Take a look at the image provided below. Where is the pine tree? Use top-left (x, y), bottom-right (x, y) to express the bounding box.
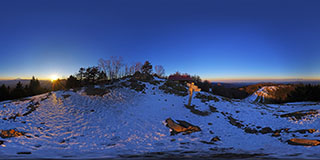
top-left (11, 81), bottom-right (25, 99)
top-left (66, 75), bottom-right (80, 89)
top-left (0, 84), bottom-right (10, 101)
top-left (28, 76), bottom-right (41, 95)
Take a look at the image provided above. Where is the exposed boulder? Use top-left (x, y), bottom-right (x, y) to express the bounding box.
top-left (211, 136), bottom-right (221, 142)
top-left (280, 110), bottom-right (318, 120)
top-left (165, 118), bottom-right (201, 134)
top-left (227, 116), bottom-right (244, 128)
top-left (272, 132), bottom-right (281, 137)
top-left (293, 129), bottom-right (317, 134)
top-left (200, 136), bottom-right (220, 145)
top-left (0, 129), bottom-right (24, 138)
top-left (260, 127), bottom-right (273, 134)
top-left (287, 138), bottom-right (320, 146)
top-left (17, 152), bottom-right (32, 154)
top-left (244, 127), bottom-right (258, 134)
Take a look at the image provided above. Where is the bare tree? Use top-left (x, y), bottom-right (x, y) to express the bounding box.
top-left (111, 56), bottom-right (123, 79)
top-left (129, 65), bottom-right (135, 75)
top-left (155, 65), bottom-right (165, 77)
top-left (134, 62), bottom-right (142, 73)
top-left (124, 64), bottom-right (129, 76)
top-left (98, 58), bottom-right (107, 76)
top-left (98, 56), bottom-right (123, 80)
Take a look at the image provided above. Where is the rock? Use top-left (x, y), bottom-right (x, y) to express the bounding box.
top-left (294, 129), bottom-right (317, 134)
top-left (280, 110), bottom-right (318, 120)
top-left (0, 129), bottom-right (24, 138)
top-left (211, 136), bottom-right (221, 142)
top-left (62, 94), bottom-right (71, 99)
top-left (17, 152), bottom-right (32, 154)
top-left (60, 139), bottom-right (66, 144)
top-left (26, 135), bottom-right (32, 138)
top-left (260, 127), bottom-right (273, 134)
top-left (227, 116), bottom-right (244, 128)
top-left (272, 132), bottom-right (281, 137)
top-left (184, 104), bottom-right (211, 116)
top-left (244, 127), bottom-right (258, 134)
top-left (287, 138), bottom-right (320, 146)
top-left (200, 136), bottom-right (220, 145)
top-left (209, 106), bottom-right (218, 112)
top-left (283, 128), bottom-right (290, 133)
top-left (34, 144), bottom-right (42, 148)
top-left (165, 118), bottom-right (201, 134)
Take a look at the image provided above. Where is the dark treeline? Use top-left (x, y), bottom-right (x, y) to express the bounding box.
top-left (286, 84), bottom-right (320, 102)
top-left (206, 82), bottom-right (320, 103)
top-left (0, 76), bottom-right (48, 101)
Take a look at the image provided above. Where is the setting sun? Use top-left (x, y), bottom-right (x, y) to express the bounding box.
top-left (50, 75), bottom-right (59, 81)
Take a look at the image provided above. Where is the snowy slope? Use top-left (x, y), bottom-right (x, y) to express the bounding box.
top-left (244, 86), bottom-right (279, 103)
top-left (1, 80), bottom-right (320, 159)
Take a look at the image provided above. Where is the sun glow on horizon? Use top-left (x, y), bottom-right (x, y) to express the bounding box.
top-left (50, 74), bottom-right (59, 82)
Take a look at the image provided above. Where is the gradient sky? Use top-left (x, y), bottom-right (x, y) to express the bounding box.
top-left (0, 0), bottom-right (319, 81)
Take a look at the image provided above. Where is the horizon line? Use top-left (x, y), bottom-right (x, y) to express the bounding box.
top-left (1, 76), bottom-right (320, 82)
top-left (206, 77), bottom-right (320, 83)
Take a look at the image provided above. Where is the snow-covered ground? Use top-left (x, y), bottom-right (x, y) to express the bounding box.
top-left (0, 81), bottom-right (320, 159)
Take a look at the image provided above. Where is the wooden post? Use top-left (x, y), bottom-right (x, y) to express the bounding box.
top-left (187, 82), bottom-right (201, 106)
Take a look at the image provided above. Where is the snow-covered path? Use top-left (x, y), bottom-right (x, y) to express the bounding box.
top-left (1, 84), bottom-right (320, 159)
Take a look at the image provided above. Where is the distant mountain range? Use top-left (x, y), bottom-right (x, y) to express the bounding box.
top-left (211, 80), bottom-right (320, 88)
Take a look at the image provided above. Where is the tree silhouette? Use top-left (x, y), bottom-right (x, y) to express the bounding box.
top-left (28, 76), bottom-right (41, 95)
top-left (141, 61), bottom-right (152, 74)
top-left (154, 65), bottom-right (165, 77)
top-left (0, 84), bottom-right (10, 100)
top-left (77, 67), bottom-right (85, 85)
top-left (11, 81), bottom-right (25, 99)
top-left (66, 75), bottom-right (80, 89)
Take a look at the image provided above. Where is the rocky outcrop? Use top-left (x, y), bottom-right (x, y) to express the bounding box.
top-left (287, 138), bottom-right (320, 146)
top-left (0, 129), bottom-right (24, 138)
top-left (165, 118), bottom-right (201, 135)
top-left (280, 110), bottom-right (319, 120)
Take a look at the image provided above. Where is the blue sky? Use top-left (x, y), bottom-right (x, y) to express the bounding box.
top-left (0, 0), bottom-right (319, 81)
